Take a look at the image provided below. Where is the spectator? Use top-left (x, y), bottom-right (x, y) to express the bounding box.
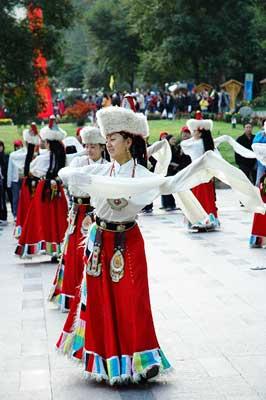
top-left (235, 123), bottom-right (257, 184)
top-left (199, 96), bottom-right (209, 113)
top-left (159, 131), bottom-right (168, 141)
top-left (102, 93), bottom-right (112, 108)
top-left (0, 141), bottom-right (10, 225)
top-left (161, 135), bottom-right (179, 211)
top-left (7, 140), bottom-right (25, 221)
top-left (219, 89), bottom-right (230, 113)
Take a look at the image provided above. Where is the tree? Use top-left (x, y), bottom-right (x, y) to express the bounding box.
top-left (129, 0), bottom-right (266, 87)
top-left (84, 0), bottom-right (141, 91)
top-left (0, 1), bottom-right (74, 124)
top-left (56, 0), bottom-right (91, 89)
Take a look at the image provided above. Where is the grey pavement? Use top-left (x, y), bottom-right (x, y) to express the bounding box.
top-left (0, 188), bottom-right (266, 400)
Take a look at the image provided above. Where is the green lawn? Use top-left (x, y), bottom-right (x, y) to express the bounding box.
top-left (0, 119), bottom-right (255, 164)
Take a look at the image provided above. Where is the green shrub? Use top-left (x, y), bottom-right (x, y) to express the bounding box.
top-left (146, 112), bottom-right (161, 120)
top-left (0, 118), bottom-right (13, 125)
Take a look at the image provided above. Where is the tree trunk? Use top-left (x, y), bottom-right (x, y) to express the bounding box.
top-left (192, 58), bottom-right (200, 83)
top-left (129, 71), bottom-right (135, 92)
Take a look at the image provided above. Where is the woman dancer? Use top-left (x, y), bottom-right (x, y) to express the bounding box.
top-left (181, 119), bottom-right (219, 231)
top-left (56, 107), bottom-right (171, 384)
top-left (15, 115), bottom-right (68, 258)
top-left (49, 127), bottom-right (108, 312)
top-left (249, 143), bottom-right (266, 248)
top-left (14, 123), bottom-right (40, 238)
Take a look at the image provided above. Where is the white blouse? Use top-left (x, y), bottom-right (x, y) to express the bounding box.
top-left (180, 137), bottom-right (205, 161)
top-left (29, 150), bottom-right (50, 178)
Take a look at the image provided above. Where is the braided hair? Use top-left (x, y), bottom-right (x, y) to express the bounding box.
top-left (200, 129), bottom-right (215, 152)
top-left (24, 143), bottom-right (35, 177)
top-left (41, 140), bottom-right (66, 201)
top-left (45, 140), bottom-right (66, 179)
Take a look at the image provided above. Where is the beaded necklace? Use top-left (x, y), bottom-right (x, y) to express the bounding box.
top-left (109, 159), bottom-right (136, 177)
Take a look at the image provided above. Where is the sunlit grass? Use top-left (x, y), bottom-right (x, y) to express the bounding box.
top-left (0, 119), bottom-right (257, 164)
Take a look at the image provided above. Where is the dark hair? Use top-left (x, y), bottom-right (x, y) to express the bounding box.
top-left (118, 132), bottom-right (147, 167)
top-left (46, 140), bottom-right (66, 179)
top-left (65, 145), bottom-right (77, 155)
top-left (24, 143), bottom-right (35, 176)
top-left (165, 134), bottom-right (173, 142)
top-left (100, 144), bottom-right (110, 162)
top-left (0, 140), bottom-right (5, 152)
top-left (200, 129), bottom-right (215, 152)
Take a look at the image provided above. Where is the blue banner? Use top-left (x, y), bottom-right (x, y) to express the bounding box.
top-left (244, 73), bottom-right (254, 101)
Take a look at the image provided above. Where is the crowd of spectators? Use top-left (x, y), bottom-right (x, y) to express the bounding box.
top-left (57, 88), bottom-right (231, 123)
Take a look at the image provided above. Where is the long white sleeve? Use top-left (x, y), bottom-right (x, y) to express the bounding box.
top-left (214, 135), bottom-right (256, 158)
top-left (147, 139), bottom-right (171, 176)
top-left (252, 143), bottom-right (266, 166)
top-left (163, 151), bottom-right (265, 214)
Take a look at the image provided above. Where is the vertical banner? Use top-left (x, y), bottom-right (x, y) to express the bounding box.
top-left (244, 73), bottom-right (254, 102)
top-left (109, 75), bottom-right (115, 91)
top-left (28, 5), bottom-right (53, 119)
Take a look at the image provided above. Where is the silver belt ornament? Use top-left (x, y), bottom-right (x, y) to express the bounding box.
top-left (86, 228), bottom-right (126, 283)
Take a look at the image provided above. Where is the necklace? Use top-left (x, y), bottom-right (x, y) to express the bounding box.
top-left (109, 159), bottom-right (136, 177)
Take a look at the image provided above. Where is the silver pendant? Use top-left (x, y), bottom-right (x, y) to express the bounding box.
top-left (80, 215), bottom-right (93, 236)
top-left (110, 250), bottom-right (124, 282)
top-left (107, 198), bottom-right (128, 211)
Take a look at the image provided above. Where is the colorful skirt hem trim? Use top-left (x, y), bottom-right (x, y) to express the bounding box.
top-left (56, 332), bottom-right (171, 385)
top-left (15, 240), bottom-right (62, 258)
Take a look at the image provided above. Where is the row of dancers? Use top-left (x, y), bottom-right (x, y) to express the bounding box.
top-left (12, 106), bottom-right (266, 384)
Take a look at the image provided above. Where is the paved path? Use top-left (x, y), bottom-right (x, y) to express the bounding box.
top-left (0, 189), bottom-right (265, 400)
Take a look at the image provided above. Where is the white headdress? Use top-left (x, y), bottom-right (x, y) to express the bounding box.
top-left (96, 106), bottom-right (149, 138)
top-left (80, 126), bottom-right (106, 144)
top-left (23, 122), bottom-right (40, 145)
top-left (40, 115), bottom-right (66, 141)
top-left (63, 136), bottom-right (84, 152)
top-left (186, 119), bottom-right (213, 134)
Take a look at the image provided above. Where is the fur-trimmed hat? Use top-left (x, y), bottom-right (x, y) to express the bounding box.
top-left (63, 136), bottom-right (84, 152)
top-left (96, 106), bottom-right (149, 138)
top-left (40, 115), bottom-right (66, 142)
top-left (80, 126), bottom-right (106, 145)
top-left (186, 119), bottom-right (213, 134)
top-left (23, 122), bottom-right (40, 145)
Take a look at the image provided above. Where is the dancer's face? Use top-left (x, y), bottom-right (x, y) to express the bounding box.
top-left (86, 143), bottom-right (102, 161)
top-left (181, 131), bottom-right (191, 140)
top-left (169, 136), bottom-right (177, 146)
top-left (106, 133), bottom-right (132, 161)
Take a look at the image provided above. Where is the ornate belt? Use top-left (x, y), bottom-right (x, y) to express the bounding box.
top-left (95, 216), bottom-right (135, 232)
top-left (87, 217), bottom-right (136, 282)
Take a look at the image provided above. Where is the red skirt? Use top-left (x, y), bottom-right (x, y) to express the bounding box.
top-left (15, 180), bottom-right (68, 257)
top-left (191, 180), bottom-right (218, 217)
top-left (250, 192), bottom-right (266, 247)
top-left (56, 223), bottom-right (170, 384)
top-left (50, 204), bottom-right (90, 311)
top-left (14, 177), bottom-right (39, 239)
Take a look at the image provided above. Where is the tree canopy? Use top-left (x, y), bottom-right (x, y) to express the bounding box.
top-left (2, 0), bottom-right (266, 117)
top-left (0, 1), bottom-right (73, 124)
